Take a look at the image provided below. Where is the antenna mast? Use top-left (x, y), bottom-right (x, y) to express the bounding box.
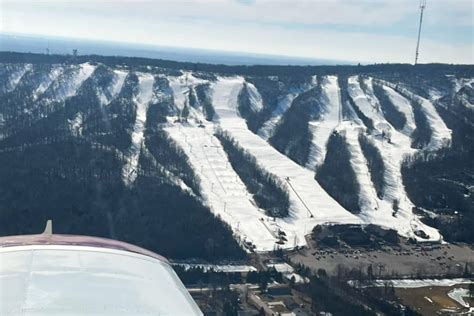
top-left (415, 0), bottom-right (427, 65)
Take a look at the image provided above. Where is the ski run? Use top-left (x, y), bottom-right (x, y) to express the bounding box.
top-left (306, 75), bottom-right (342, 170)
top-left (257, 77), bottom-right (316, 140)
top-left (374, 78), bottom-right (452, 151)
top-left (97, 69), bottom-right (128, 106)
top-left (48, 63), bottom-right (96, 104)
top-left (5, 63), bottom-right (33, 93)
top-left (33, 65), bottom-right (65, 101)
top-left (346, 76), bottom-right (440, 240)
top-left (122, 73), bottom-right (155, 186)
top-left (2, 62), bottom-right (457, 252)
top-left (257, 89), bottom-right (304, 140)
top-left (166, 73), bottom-right (449, 251)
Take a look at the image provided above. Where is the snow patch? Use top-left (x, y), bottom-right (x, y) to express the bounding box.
top-left (449, 76), bottom-right (474, 94)
top-left (173, 263), bottom-right (257, 273)
top-left (267, 263), bottom-right (309, 283)
top-left (448, 288), bottom-right (471, 308)
top-left (68, 112), bottom-right (83, 136)
top-left (354, 278), bottom-right (473, 288)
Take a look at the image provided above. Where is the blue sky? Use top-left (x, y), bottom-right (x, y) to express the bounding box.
top-left (0, 0), bottom-right (472, 64)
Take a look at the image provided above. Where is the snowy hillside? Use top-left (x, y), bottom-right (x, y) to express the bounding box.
top-left (0, 55), bottom-right (472, 255)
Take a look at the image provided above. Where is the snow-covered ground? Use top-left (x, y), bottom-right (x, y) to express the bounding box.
top-left (346, 76), bottom-right (441, 240)
top-left (165, 124), bottom-right (281, 251)
top-left (165, 73), bottom-right (448, 250)
top-left (122, 73), bottom-right (154, 186)
top-left (243, 82), bottom-right (264, 112)
top-left (97, 69), bottom-right (128, 106)
top-left (0, 61), bottom-right (462, 252)
top-left (306, 75), bottom-right (342, 170)
top-left (5, 63), bottom-right (32, 93)
top-left (448, 288), bottom-right (471, 308)
top-left (168, 72), bottom-right (208, 111)
top-left (257, 89), bottom-right (305, 140)
top-left (173, 263), bottom-right (257, 273)
top-left (266, 262), bottom-right (309, 283)
top-left (379, 84), bottom-right (416, 135)
top-left (375, 78), bottom-right (452, 151)
top-left (33, 65), bottom-right (64, 101)
top-left (58, 63), bottom-right (96, 102)
top-left (166, 75), bottom-right (359, 251)
top-left (351, 278), bottom-right (473, 288)
top-left (68, 112), bottom-right (83, 137)
top-left (41, 63), bottom-right (96, 105)
top-left (348, 76), bottom-right (387, 131)
top-left (418, 97), bottom-right (452, 150)
top-left (449, 76), bottom-right (474, 94)
top-left (340, 123), bottom-right (380, 213)
top-left (209, 76), bottom-right (360, 249)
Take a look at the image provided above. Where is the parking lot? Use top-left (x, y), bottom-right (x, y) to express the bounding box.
top-left (290, 241), bottom-right (474, 277)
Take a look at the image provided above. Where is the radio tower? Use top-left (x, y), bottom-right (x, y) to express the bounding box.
top-left (415, 0), bottom-right (427, 65)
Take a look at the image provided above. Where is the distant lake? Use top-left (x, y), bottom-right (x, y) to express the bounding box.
top-left (0, 33), bottom-right (350, 66)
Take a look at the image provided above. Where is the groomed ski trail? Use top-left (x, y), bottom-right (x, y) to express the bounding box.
top-left (122, 73), bottom-right (154, 186)
top-left (211, 76), bottom-right (360, 248)
top-left (306, 76), bottom-right (342, 170)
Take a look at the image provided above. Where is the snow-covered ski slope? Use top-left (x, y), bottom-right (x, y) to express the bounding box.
top-left (257, 80), bottom-right (315, 140)
top-left (346, 76), bottom-right (441, 239)
top-left (373, 78), bottom-right (452, 151)
top-left (122, 73), bottom-right (155, 185)
top-left (243, 82), bottom-right (264, 112)
top-left (5, 63), bottom-right (33, 93)
top-left (97, 70), bottom-right (128, 106)
top-left (1, 61), bottom-right (464, 252)
top-left (33, 65), bottom-right (64, 101)
top-left (164, 72), bottom-right (454, 250)
top-left (306, 76), bottom-right (342, 169)
top-left (380, 84), bottom-right (416, 135)
top-left (44, 63), bottom-right (96, 104)
top-left (165, 124), bottom-right (281, 251)
top-left (209, 76), bottom-right (360, 249)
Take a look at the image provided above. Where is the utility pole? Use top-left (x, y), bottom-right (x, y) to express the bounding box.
top-left (415, 0), bottom-right (427, 65)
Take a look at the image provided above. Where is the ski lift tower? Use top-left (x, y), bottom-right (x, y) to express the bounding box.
top-left (414, 0), bottom-right (427, 65)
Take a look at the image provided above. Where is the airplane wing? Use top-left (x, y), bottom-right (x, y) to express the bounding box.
top-left (0, 232), bottom-right (202, 315)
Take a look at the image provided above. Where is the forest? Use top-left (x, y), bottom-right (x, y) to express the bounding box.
top-left (316, 131), bottom-right (361, 214)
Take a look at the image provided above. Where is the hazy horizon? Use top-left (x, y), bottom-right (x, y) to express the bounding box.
top-left (1, 0), bottom-right (472, 65)
top-left (0, 32), bottom-right (355, 66)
